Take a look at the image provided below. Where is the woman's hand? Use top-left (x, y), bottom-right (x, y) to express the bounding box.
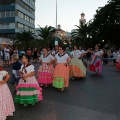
top-left (0, 81), bottom-right (5, 85)
top-left (22, 76), bottom-right (27, 81)
top-left (64, 63), bottom-right (68, 66)
top-left (47, 63), bottom-right (50, 65)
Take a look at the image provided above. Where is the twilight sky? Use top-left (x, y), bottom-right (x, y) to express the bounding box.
top-left (35, 0), bottom-right (108, 32)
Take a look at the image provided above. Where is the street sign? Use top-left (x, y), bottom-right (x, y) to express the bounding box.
top-left (55, 40), bottom-right (58, 45)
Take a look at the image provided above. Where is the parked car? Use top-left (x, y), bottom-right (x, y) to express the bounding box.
top-left (18, 51), bottom-right (26, 59)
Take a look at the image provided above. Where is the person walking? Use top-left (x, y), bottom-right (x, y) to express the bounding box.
top-left (69, 46), bottom-right (86, 79)
top-left (89, 45), bottom-right (104, 76)
top-left (4, 45), bottom-right (10, 66)
top-left (38, 48), bottom-right (55, 87)
top-left (53, 46), bottom-right (71, 91)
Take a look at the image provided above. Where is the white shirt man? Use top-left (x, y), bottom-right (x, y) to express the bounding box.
top-left (4, 47), bottom-right (10, 60)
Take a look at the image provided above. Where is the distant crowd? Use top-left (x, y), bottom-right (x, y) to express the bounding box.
top-left (0, 45), bottom-right (120, 67)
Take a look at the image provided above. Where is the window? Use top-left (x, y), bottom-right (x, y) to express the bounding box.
top-left (1, 12), bottom-right (5, 18)
top-left (30, 8), bottom-right (34, 15)
top-left (28, 0), bottom-right (35, 5)
top-left (11, 11), bottom-right (15, 17)
top-left (0, 11), bottom-right (15, 18)
top-left (29, 18), bottom-right (34, 24)
top-left (9, 23), bottom-right (15, 29)
top-left (18, 23), bottom-right (24, 30)
top-left (25, 4), bottom-right (29, 11)
top-left (31, 0), bottom-right (35, 5)
top-left (6, 11), bottom-right (10, 17)
top-left (24, 15), bottom-right (27, 21)
top-left (24, 25), bottom-right (29, 31)
top-left (0, 23), bottom-right (2, 29)
top-left (30, 28), bottom-right (34, 32)
top-left (0, 23), bottom-right (15, 29)
top-left (26, 16), bottom-right (29, 22)
top-left (6, 23), bottom-right (9, 29)
top-left (18, 11), bottom-right (23, 19)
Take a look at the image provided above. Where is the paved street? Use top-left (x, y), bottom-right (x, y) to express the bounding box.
top-left (3, 63), bottom-right (120, 120)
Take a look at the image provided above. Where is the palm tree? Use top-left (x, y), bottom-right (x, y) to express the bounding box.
top-left (37, 25), bottom-right (56, 48)
top-left (71, 23), bottom-right (88, 48)
top-left (15, 31), bottom-right (36, 50)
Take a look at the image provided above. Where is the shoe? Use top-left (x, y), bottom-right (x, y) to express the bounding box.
top-left (23, 104), bottom-right (28, 106)
top-left (14, 90), bottom-right (17, 93)
top-left (45, 85), bottom-right (48, 87)
top-left (97, 73), bottom-right (101, 76)
top-left (61, 88), bottom-right (65, 91)
top-left (93, 73), bottom-right (98, 76)
top-left (72, 77), bottom-right (75, 80)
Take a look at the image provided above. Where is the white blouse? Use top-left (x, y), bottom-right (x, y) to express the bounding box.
top-left (70, 50), bottom-right (82, 58)
top-left (55, 53), bottom-right (69, 63)
top-left (20, 64), bottom-right (35, 74)
top-left (117, 51), bottom-right (120, 57)
top-left (40, 54), bottom-right (55, 63)
top-left (0, 70), bottom-right (8, 81)
top-left (94, 50), bottom-right (103, 56)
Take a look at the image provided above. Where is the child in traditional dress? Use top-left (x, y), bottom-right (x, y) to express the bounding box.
top-left (38, 48), bottom-right (55, 87)
top-left (11, 54), bottom-right (22, 93)
top-left (53, 46), bottom-right (71, 91)
top-left (0, 66), bottom-right (15, 120)
top-left (15, 55), bottom-right (42, 106)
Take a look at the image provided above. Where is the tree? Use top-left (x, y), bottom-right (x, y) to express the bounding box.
top-left (37, 26), bottom-right (56, 48)
top-left (71, 23), bottom-right (90, 48)
top-left (88, 0), bottom-right (120, 48)
top-left (15, 31), bottom-right (36, 50)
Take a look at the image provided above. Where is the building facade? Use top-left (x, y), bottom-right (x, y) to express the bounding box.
top-left (0, 0), bottom-right (35, 39)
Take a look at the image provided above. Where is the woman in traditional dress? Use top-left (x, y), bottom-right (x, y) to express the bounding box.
top-left (0, 66), bottom-right (15, 120)
top-left (89, 45), bottom-right (104, 76)
top-left (116, 48), bottom-right (120, 70)
top-left (53, 46), bottom-right (71, 91)
top-left (15, 55), bottom-right (42, 106)
top-left (38, 48), bottom-right (55, 87)
top-left (69, 46), bottom-right (86, 79)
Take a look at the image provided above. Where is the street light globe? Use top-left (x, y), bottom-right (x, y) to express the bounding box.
top-left (102, 40), bottom-right (104, 42)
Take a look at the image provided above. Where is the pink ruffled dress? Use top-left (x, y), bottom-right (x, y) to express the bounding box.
top-left (0, 70), bottom-right (15, 120)
top-left (15, 64), bottom-right (42, 105)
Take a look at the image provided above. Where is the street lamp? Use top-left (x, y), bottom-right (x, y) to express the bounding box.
top-left (56, 0), bottom-right (57, 29)
top-left (55, 0), bottom-right (58, 46)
